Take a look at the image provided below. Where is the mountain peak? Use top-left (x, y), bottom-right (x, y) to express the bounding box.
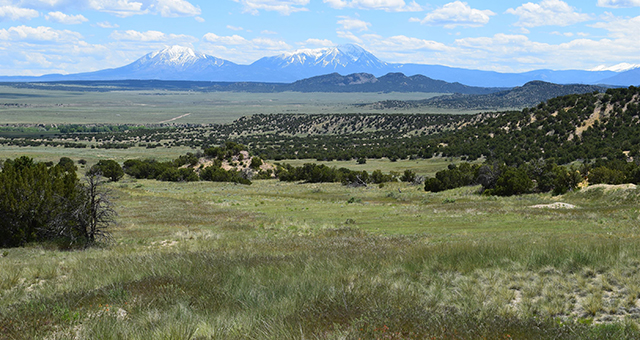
top-left (145, 45), bottom-right (208, 66)
top-left (258, 44), bottom-right (387, 71)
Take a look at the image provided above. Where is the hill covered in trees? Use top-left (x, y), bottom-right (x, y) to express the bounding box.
top-left (2, 86), bottom-right (639, 168)
top-left (364, 81), bottom-right (608, 110)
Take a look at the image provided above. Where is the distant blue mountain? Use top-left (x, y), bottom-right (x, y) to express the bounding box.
top-left (596, 68), bottom-right (640, 86)
top-left (0, 44), bottom-right (635, 87)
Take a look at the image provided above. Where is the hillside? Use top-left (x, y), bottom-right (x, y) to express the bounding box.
top-left (364, 81), bottom-right (608, 110)
top-left (2, 86), bottom-right (639, 166)
top-left (222, 86), bottom-right (640, 163)
top-left (286, 72), bottom-right (500, 94)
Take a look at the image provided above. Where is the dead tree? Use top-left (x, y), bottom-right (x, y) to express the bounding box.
top-left (81, 173), bottom-right (117, 244)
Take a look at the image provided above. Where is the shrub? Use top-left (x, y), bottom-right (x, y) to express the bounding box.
top-left (89, 160), bottom-right (124, 182)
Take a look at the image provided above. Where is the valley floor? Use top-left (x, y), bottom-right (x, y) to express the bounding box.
top-left (2, 179), bottom-right (640, 339)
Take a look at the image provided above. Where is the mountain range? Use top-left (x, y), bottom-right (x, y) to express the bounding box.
top-left (6, 72), bottom-right (504, 95)
top-left (0, 44), bottom-right (637, 88)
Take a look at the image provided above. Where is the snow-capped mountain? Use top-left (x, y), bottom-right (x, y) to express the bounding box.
top-left (24, 45), bottom-right (242, 82)
top-left (96, 45), bottom-right (239, 81)
top-left (590, 63), bottom-right (640, 72)
top-left (248, 44), bottom-right (389, 81)
top-left (135, 45), bottom-right (226, 70)
top-left (255, 44), bottom-right (387, 69)
top-left (0, 44), bottom-right (636, 87)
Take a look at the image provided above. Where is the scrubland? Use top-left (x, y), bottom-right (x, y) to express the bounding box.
top-left (3, 178), bottom-right (640, 339)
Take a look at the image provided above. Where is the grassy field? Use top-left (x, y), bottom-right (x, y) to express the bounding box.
top-left (2, 174), bottom-right (640, 339)
top-left (0, 87), bottom-right (487, 125)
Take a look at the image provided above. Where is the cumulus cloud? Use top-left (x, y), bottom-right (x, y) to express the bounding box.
top-left (45, 11), bottom-right (88, 24)
top-left (83, 0), bottom-right (146, 17)
top-left (323, 0), bottom-right (422, 12)
top-left (597, 0), bottom-right (640, 8)
top-left (298, 38), bottom-right (335, 47)
top-left (336, 30), bottom-right (362, 43)
top-left (506, 0), bottom-right (592, 28)
top-left (0, 6), bottom-right (39, 21)
top-left (0, 25), bottom-right (82, 42)
top-left (110, 29), bottom-right (197, 43)
top-left (95, 21), bottom-right (119, 28)
top-left (420, 1), bottom-right (495, 28)
top-left (0, 0), bottom-right (201, 18)
top-left (366, 34), bottom-right (451, 52)
top-left (337, 16), bottom-right (370, 31)
top-left (203, 33), bottom-right (249, 45)
top-left (234, 0), bottom-right (309, 15)
top-left (591, 14), bottom-right (640, 38)
top-left (154, 0), bottom-right (200, 17)
top-left (200, 32), bottom-right (291, 63)
top-left (203, 32), bottom-right (290, 50)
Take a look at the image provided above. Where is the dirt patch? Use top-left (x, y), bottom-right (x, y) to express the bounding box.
top-left (530, 202), bottom-right (577, 209)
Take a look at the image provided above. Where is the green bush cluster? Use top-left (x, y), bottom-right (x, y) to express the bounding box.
top-left (425, 160), bottom-right (583, 196)
top-left (124, 144), bottom-right (253, 185)
top-left (276, 163), bottom-right (396, 185)
top-left (0, 157), bottom-right (104, 247)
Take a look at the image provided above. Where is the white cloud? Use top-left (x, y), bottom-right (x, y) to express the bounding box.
top-left (0, 6), bottom-right (39, 21)
top-left (506, 0), bottom-right (592, 28)
top-left (2, 0), bottom-right (201, 18)
top-left (336, 30), bottom-right (362, 43)
top-left (366, 34), bottom-right (451, 52)
top-left (420, 1), bottom-right (495, 28)
top-left (110, 29), bottom-right (196, 43)
top-left (203, 33), bottom-right (290, 50)
top-left (203, 33), bottom-right (249, 45)
top-left (597, 0), bottom-right (640, 8)
top-left (337, 16), bottom-right (370, 31)
top-left (87, 0), bottom-right (147, 17)
top-left (323, 0), bottom-right (422, 12)
top-left (154, 0), bottom-right (200, 17)
top-left (227, 25), bottom-right (244, 31)
top-left (234, 0), bottom-right (309, 15)
top-left (261, 30), bottom-right (277, 34)
top-left (591, 14), bottom-right (640, 38)
top-left (550, 31), bottom-right (574, 37)
top-left (200, 32), bottom-right (291, 63)
top-left (95, 21), bottom-right (119, 28)
top-left (45, 11), bottom-right (88, 24)
top-left (299, 38), bottom-right (335, 47)
top-left (0, 25), bottom-right (82, 42)
top-left (252, 37), bottom-right (290, 49)
top-left (444, 30), bottom-right (640, 72)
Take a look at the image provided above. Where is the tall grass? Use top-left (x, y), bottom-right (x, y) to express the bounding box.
top-left (3, 180), bottom-right (640, 339)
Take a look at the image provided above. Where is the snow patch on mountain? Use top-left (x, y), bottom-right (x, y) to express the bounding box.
top-left (590, 63), bottom-right (640, 72)
top-left (137, 45), bottom-right (226, 69)
top-left (259, 44), bottom-right (388, 70)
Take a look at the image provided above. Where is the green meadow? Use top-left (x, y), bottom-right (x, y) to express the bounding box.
top-left (3, 172), bottom-right (640, 339)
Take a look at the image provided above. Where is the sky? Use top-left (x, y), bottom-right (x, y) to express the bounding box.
top-left (0, 0), bottom-right (639, 76)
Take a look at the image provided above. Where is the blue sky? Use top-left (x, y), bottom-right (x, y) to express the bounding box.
top-left (0, 0), bottom-right (639, 76)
